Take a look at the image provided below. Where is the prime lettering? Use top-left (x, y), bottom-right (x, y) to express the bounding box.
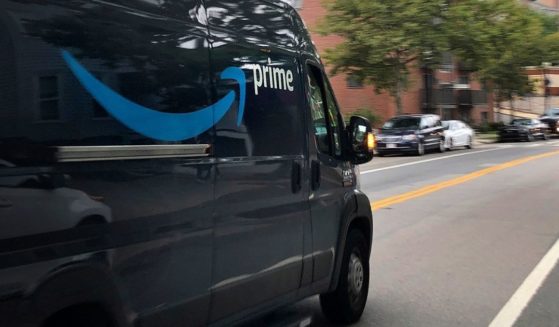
top-left (252, 64), bottom-right (294, 95)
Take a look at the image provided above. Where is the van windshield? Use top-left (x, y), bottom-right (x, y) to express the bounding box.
top-left (383, 117), bottom-right (420, 129)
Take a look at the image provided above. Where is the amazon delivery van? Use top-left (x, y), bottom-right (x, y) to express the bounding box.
top-left (0, 1), bottom-right (374, 326)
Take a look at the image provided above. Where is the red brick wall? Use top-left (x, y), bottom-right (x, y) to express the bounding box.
top-left (527, 0), bottom-right (559, 9)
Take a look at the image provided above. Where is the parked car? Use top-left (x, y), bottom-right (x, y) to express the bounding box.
top-left (376, 114), bottom-right (445, 156)
top-left (498, 119), bottom-right (549, 142)
top-left (540, 108), bottom-right (559, 135)
top-left (442, 120), bottom-right (474, 150)
top-left (0, 1), bottom-right (375, 327)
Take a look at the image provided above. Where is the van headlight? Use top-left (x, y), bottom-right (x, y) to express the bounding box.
top-left (402, 134), bottom-right (417, 141)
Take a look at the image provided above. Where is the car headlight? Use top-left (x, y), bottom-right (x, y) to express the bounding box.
top-left (402, 134), bottom-right (417, 141)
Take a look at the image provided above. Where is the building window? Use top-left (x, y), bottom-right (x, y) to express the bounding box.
top-left (458, 74), bottom-right (470, 85)
top-left (346, 75), bottom-right (363, 89)
top-left (440, 52), bottom-right (454, 72)
top-left (91, 72), bottom-right (112, 119)
top-left (38, 76), bottom-right (60, 121)
top-left (481, 111), bottom-right (489, 124)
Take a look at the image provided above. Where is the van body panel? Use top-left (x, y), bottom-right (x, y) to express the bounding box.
top-left (205, 2), bottom-right (310, 319)
top-left (1, 1), bottom-right (215, 326)
top-left (0, 1), bottom-right (373, 326)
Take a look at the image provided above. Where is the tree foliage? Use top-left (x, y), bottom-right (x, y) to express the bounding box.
top-left (318, 0), bottom-right (559, 112)
top-left (317, 0), bottom-right (449, 114)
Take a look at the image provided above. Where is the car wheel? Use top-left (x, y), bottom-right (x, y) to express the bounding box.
top-left (320, 229), bottom-right (369, 325)
top-left (447, 138), bottom-right (454, 151)
top-left (543, 132), bottom-right (549, 140)
top-left (466, 136), bottom-right (473, 149)
top-left (416, 142), bottom-right (424, 156)
top-left (44, 305), bottom-right (112, 327)
top-left (526, 133), bottom-right (535, 142)
top-left (438, 139), bottom-right (445, 153)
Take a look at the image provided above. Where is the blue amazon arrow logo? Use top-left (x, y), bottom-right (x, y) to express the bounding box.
top-left (61, 50), bottom-right (246, 142)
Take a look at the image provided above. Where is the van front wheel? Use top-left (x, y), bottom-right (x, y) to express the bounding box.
top-left (320, 229), bottom-right (369, 324)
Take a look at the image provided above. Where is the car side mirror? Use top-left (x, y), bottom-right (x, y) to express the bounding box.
top-left (347, 115), bottom-right (374, 165)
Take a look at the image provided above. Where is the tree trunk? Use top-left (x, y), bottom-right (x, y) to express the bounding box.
top-left (395, 90), bottom-right (403, 115)
top-left (395, 76), bottom-right (404, 115)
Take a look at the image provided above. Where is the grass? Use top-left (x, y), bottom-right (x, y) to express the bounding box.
top-left (475, 131), bottom-right (499, 143)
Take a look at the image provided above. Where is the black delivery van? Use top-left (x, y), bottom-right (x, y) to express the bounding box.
top-left (0, 1), bottom-right (374, 326)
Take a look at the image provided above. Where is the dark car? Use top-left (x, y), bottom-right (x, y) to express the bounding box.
top-left (0, 1), bottom-right (375, 327)
top-left (376, 114), bottom-right (446, 156)
top-left (498, 119), bottom-right (549, 142)
top-left (540, 108), bottom-right (559, 135)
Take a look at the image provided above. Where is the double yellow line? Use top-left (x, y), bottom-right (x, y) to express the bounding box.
top-left (372, 150), bottom-right (559, 211)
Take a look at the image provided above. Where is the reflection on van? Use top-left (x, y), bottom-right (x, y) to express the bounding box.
top-left (1, 1), bottom-right (374, 327)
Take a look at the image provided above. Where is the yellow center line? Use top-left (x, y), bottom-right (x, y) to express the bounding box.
top-left (371, 150), bottom-right (559, 211)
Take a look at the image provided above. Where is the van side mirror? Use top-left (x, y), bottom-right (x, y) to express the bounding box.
top-left (347, 115), bottom-right (374, 165)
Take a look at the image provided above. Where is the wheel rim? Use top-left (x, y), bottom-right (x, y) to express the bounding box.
top-left (347, 252), bottom-right (364, 303)
top-left (440, 140), bottom-right (445, 151)
top-left (418, 143), bottom-right (424, 155)
top-left (449, 138), bottom-right (454, 149)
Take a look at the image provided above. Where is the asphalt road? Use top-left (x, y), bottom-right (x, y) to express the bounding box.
top-left (248, 138), bottom-right (559, 327)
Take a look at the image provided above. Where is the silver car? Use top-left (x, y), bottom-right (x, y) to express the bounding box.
top-left (442, 120), bottom-right (474, 150)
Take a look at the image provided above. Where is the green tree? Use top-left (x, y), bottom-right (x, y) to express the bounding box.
top-left (318, 0), bottom-right (559, 112)
top-left (445, 0), bottom-right (541, 105)
top-left (317, 0), bottom-right (449, 115)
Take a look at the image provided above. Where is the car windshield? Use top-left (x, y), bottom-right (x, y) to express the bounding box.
top-left (511, 119), bottom-right (531, 126)
top-left (383, 117), bottom-right (420, 129)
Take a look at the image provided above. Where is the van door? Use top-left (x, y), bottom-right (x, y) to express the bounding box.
top-left (205, 0), bottom-right (308, 321)
top-left (304, 63), bottom-right (353, 285)
top-left (0, 1), bottom-right (214, 326)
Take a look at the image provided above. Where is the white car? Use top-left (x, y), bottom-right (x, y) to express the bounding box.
top-left (442, 120), bottom-right (474, 150)
top-left (0, 160), bottom-right (112, 239)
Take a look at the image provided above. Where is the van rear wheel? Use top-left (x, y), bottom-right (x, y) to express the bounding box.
top-left (320, 229), bottom-right (369, 324)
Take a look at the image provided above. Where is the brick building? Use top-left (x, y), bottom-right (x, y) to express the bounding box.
top-left (523, 0), bottom-right (559, 12)
top-left (295, 0), bottom-right (493, 126)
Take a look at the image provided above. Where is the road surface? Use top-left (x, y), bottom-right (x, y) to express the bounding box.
top-left (247, 139), bottom-right (559, 327)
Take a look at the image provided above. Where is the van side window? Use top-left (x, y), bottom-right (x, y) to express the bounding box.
top-left (308, 69), bottom-right (329, 154)
top-left (307, 66), bottom-right (342, 157)
top-left (324, 84), bottom-right (343, 157)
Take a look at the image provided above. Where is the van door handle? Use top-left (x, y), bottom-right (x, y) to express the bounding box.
top-left (0, 198), bottom-right (12, 208)
top-left (291, 161), bottom-right (302, 194)
top-left (311, 160), bottom-right (321, 191)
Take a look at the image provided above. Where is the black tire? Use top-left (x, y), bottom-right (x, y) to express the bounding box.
top-left (466, 136), bottom-right (473, 149)
top-left (320, 229), bottom-right (369, 325)
top-left (416, 142), bottom-right (425, 156)
top-left (438, 139), bottom-right (446, 153)
top-left (447, 138), bottom-right (454, 151)
top-left (44, 305), bottom-right (112, 327)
